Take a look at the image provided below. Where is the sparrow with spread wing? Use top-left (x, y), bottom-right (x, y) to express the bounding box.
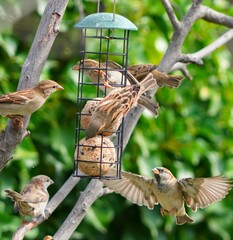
top-left (86, 73), bottom-right (158, 139)
top-left (72, 59), bottom-right (159, 117)
top-left (0, 80), bottom-right (63, 118)
top-left (5, 175), bottom-right (54, 220)
top-left (102, 167), bottom-right (232, 225)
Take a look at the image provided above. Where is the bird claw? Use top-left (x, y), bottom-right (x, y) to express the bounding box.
top-left (8, 115), bottom-right (24, 130)
top-left (160, 208), bottom-right (178, 216)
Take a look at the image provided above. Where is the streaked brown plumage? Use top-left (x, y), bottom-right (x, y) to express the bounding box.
top-left (86, 73), bottom-right (158, 139)
top-left (127, 63), bottom-right (184, 88)
top-left (0, 80), bottom-right (63, 118)
top-left (72, 59), bottom-right (159, 117)
top-left (5, 175), bottom-right (54, 219)
top-left (102, 167), bottom-right (232, 225)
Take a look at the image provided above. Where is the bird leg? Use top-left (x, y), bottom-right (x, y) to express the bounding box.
top-left (7, 115), bottom-right (24, 130)
top-left (160, 207), bottom-right (178, 216)
top-left (168, 208), bottom-right (178, 216)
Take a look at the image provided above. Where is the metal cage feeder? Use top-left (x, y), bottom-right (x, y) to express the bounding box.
top-left (73, 12), bottom-right (137, 179)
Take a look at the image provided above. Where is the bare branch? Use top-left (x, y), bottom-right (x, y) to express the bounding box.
top-left (171, 29), bottom-right (233, 72)
top-left (200, 5), bottom-right (233, 28)
top-left (52, 180), bottom-right (104, 240)
top-left (179, 54), bottom-right (203, 65)
top-left (161, 0), bottom-right (181, 30)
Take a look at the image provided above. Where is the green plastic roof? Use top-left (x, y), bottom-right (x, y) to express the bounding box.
top-left (74, 13), bottom-right (138, 30)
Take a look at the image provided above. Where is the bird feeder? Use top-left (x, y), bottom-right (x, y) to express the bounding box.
top-left (73, 11), bottom-right (137, 179)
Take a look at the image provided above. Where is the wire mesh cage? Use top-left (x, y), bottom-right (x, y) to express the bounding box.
top-left (73, 12), bottom-right (137, 179)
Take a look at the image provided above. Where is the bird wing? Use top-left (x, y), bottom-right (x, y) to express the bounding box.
top-left (105, 60), bottom-right (140, 85)
top-left (21, 184), bottom-right (48, 203)
top-left (128, 64), bottom-right (156, 82)
top-left (0, 90), bottom-right (34, 105)
top-left (178, 176), bottom-right (232, 212)
top-left (102, 169), bottom-right (158, 209)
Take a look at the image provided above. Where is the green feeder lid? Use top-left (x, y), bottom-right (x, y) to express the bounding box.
top-left (74, 13), bottom-right (137, 30)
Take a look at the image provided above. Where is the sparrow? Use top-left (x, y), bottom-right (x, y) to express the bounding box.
top-left (5, 175), bottom-right (54, 219)
top-left (72, 59), bottom-right (184, 89)
top-left (102, 167), bottom-right (232, 225)
top-left (86, 73), bottom-right (158, 139)
top-left (0, 80), bottom-right (63, 118)
top-left (127, 64), bottom-right (184, 88)
top-left (72, 59), bottom-right (159, 118)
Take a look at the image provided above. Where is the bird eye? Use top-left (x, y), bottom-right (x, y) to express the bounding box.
top-left (52, 86), bottom-right (56, 89)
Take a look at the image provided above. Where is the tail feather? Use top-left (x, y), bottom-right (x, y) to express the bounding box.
top-left (176, 214), bottom-right (194, 225)
top-left (5, 189), bottom-right (24, 202)
top-left (138, 73), bottom-right (157, 96)
top-left (138, 96), bottom-right (159, 117)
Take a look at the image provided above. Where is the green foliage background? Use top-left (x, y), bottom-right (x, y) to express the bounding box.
top-left (0, 0), bottom-right (233, 239)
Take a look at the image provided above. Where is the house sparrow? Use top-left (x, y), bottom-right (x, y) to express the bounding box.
top-left (72, 59), bottom-right (159, 117)
top-left (102, 167), bottom-right (232, 225)
top-left (0, 80), bottom-right (63, 118)
top-left (86, 73), bottom-right (158, 139)
top-left (127, 63), bottom-right (184, 88)
top-left (5, 175), bottom-right (54, 219)
top-left (72, 59), bottom-right (184, 89)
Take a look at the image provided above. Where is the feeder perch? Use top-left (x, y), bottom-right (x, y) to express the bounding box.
top-left (73, 12), bottom-right (137, 179)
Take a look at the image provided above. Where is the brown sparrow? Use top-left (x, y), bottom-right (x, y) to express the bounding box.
top-left (72, 59), bottom-right (159, 117)
top-left (102, 167), bottom-right (232, 225)
top-left (72, 59), bottom-right (183, 89)
top-left (86, 73), bottom-right (158, 139)
top-left (128, 63), bottom-right (184, 88)
top-left (5, 175), bottom-right (54, 219)
top-left (0, 80), bottom-right (63, 118)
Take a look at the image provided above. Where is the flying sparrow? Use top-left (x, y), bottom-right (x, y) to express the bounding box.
top-left (72, 59), bottom-right (159, 117)
top-left (102, 167), bottom-right (232, 225)
top-left (0, 80), bottom-right (63, 118)
top-left (5, 175), bottom-right (54, 219)
top-left (86, 73), bottom-right (158, 139)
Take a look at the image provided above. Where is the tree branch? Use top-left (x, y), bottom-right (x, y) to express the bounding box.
top-left (52, 180), bottom-right (106, 240)
top-left (160, 0), bottom-right (180, 30)
top-left (171, 29), bottom-right (233, 73)
top-left (0, 0), bottom-right (69, 172)
top-left (200, 5), bottom-right (233, 28)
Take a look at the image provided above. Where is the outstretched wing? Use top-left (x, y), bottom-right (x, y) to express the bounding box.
top-left (178, 176), bottom-right (232, 212)
top-left (102, 169), bottom-right (158, 209)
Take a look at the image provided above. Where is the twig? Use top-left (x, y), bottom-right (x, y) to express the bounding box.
top-left (160, 0), bottom-right (180, 30)
top-left (200, 5), bottom-right (233, 28)
top-left (171, 29), bottom-right (233, 72)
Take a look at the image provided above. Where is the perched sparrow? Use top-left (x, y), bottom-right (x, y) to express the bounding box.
top-left (0, 80), bottom-right (63, 118)
top-left (5, 175), bottom-right (54, 219)
top-left (128, 63), bottom-right (184, 88)
top-left (72, 59), bottom-right (159, 117)
top-left (72, 59), bottom-right (184, 89)
top-left (102, 167), bottom-right (232, 225)
top-left (86, 73), bottom-right (158, 139)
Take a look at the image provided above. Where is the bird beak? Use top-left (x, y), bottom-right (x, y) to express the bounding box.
top-left (56, 85), bottom-right (64, 91)
top-left (72, 64), bottom-right (80, 71)
top-left (50, 180), bottom-right (54, 185)
top-left (152, 168), bottom-right (160, 175)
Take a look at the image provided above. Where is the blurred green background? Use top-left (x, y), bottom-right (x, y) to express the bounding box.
top-left (0, 0), bottom-right (233, 239)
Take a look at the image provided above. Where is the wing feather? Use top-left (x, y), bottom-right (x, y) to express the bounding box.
top-left (178, 176), bottom-right (232, 211)
top-left (102, 169), bottom-right (158, 209)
